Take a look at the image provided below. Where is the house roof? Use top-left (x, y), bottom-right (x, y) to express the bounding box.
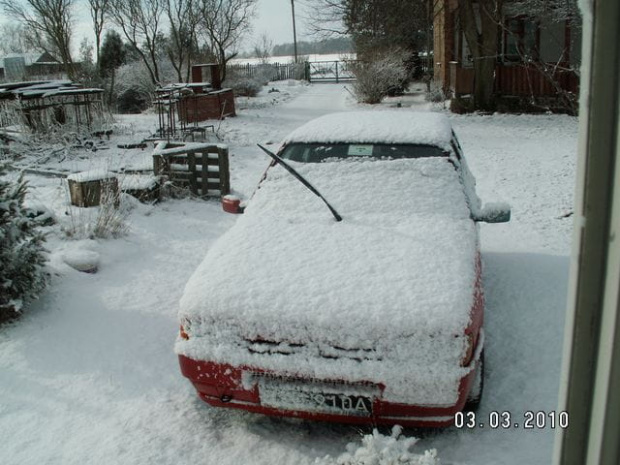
top-left (0, 80), bottom-right (102, 99)
top-left (0, 52), bottom-right (60, 70)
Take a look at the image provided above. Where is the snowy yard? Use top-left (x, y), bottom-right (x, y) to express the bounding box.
top-left (0, 82), bottom-right (577, 465)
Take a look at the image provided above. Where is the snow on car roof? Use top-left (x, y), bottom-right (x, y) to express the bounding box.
top-left (177, 157), bottom-right (478, 403)
top-left (281, 111), bottom-right (454, 150)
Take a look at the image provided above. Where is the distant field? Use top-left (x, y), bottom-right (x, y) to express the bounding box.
top-left (230, 53), bottom-right (357, 65)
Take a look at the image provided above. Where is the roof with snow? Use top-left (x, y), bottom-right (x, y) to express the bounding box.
top-left (0, 80), bottom-right (102, 99)
top-left (0, 52), bottom-right (60, 69)
top-left (281, 111), bottom-right (454, 150)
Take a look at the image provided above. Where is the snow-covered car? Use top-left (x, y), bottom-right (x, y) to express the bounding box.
top-left (175, 111), bottom-right (510, 427)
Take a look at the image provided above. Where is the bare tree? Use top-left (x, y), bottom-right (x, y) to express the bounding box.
top-left (511, 0), bottom-right (579, 23)
top-left (76, 37), bottom-right (99, 85)
top-left (165, 0), bottom-right (201, 82)
top-left (502, 0), bottom-right (581, 114)
top-left (109, 0), bottom-right (166, 85)
top-left (305, 0), bottom-right (431, 76)
top-left (253, 32), bottom-right (273, 63)
top-left (345, 0), bottom-right (428, 58)
top-left (197, 0), bottom-right (257, 82)
top-left (0, 0), bottom-right (76, 78)
top-left (457, 0), bottom-right (502, 111)
top-left (87, 0), bottom-right (111, 66)
top-left (303, 0), bottom-right (348, 37)
top-left (0, 24), bottom-right (37, 55)
top-left (455, 0), bottom-right (579, 112)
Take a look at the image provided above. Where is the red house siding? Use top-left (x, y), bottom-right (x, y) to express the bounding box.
top-left (434, 0), bottom-right (579, 102)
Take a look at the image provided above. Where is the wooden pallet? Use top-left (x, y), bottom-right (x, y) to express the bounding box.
top-left (152, 142), bottom-right (230, 197)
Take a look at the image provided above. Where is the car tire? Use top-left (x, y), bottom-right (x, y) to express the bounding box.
top-left (464, 351), bottom-right (484, 411)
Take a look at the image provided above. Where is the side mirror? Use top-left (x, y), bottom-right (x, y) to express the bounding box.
top-left (474, 202), bottom-right (511, 223)
top-left (221, 195), bottom-right (244, 214)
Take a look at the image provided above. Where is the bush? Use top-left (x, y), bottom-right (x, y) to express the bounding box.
top-left (114, 62), bottom-right (155, 113)
top-left (113, 60), bottom-right (177, 113)
top-left (352, 50), bottom-right (409, 104)
top-left (226, 64), bottom-right (272, 97)
top-left (117, 88), bottom-right (151, 114)
top-left (450, 96), bottom-right (476, 114)
top-left (0, 165), bottom-right (48, 323)
top-left (62, 186), bottom-right (130, 240)
top-left (229, 77), bottom-right (263, 97)
top-left (425, 82), bottom-right (447, 103)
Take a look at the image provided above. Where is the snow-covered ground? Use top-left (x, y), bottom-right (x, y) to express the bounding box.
top-left (0, 82), bottom-right (577, 465)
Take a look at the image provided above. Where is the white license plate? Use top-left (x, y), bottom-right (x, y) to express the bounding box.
top-left (310, 392), bottom-right (372, 415)
top-left (258, 377), bottom-right (376, 416)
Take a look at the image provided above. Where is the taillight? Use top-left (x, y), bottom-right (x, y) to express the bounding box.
top-left (461, 333), bottom-right (475, 366)
top-left (180, 325), bottom-right (189, 340)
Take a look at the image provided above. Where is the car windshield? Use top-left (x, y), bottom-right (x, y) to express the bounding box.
top-left (279, 143), bottom-right (448, 163)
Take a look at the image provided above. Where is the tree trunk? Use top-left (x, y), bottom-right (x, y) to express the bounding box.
top-left (219, 45), bottom-right (227, 83)
top-left (63, 57), bottom-right (76, 81)
top-left (95, 34), bottom-right (101, 69)
top-left (109, 70), bottom-right (116, 107)
top-left (458, 0), bottom-right (501, 111)
top-left (59, 41), bottom-right (76, 80)
top-left (170, 54), bottom-right (183, 82)
top-left (473, 56), bottom-right (496, 111)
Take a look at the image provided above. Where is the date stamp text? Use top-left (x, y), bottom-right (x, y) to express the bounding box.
top-left (454, 411), bottom-right (569, 429)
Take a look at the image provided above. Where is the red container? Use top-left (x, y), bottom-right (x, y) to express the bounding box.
top-left (222, 196), bottom-right (241, 214)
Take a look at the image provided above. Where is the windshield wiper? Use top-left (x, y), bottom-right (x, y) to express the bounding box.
top-left (257, 144), bottom-right (343, 222)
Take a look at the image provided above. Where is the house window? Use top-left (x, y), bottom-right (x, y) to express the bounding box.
top-left (504, 16), bottom-right (540, 62)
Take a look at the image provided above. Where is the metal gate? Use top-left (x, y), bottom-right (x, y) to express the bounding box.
top-left (305, 60), bottom-right (358, 83)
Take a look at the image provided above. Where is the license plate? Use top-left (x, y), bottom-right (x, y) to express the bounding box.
top-left (311, 392), bottom-right (373, 415)
top-left (258, 377), bottom-right (376, 417)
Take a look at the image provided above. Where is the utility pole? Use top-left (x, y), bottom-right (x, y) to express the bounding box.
top-left (291, 0), bottom-right (298, 63)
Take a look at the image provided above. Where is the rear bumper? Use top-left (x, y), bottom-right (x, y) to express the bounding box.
top-left (178, 354), bottom-right (479, 427)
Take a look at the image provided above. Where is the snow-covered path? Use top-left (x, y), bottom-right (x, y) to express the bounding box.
top-left (218, 82), bottom-right (353, 197)
top-left (0, 83), bottom-right (577, 465)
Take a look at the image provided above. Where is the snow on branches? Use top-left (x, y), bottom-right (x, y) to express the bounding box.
top-left (0, 165), bottom-right (48, 323)
top-left (510, 0), bottom-right (581, 23)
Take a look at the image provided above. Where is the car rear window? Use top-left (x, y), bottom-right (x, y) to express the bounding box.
top-left (279, 143), bottom-right (448, 163)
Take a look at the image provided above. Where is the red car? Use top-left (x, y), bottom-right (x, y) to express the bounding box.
top-left (176, 111), bottom-right (510, 427)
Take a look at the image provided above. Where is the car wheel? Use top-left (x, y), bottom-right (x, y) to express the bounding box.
top-left (464, 351), bottom-right (484, 411)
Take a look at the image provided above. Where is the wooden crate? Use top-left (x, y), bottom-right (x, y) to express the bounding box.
top-left (152, 142), bottom-right (230, 198)
top-left (178, 89), bottom-right (236, 123)
top-left (67, 173), bottom-right (119, 207)
top-left (120, 174), bottom-right (161, 203)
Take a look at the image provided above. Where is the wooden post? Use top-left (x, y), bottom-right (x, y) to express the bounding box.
top-left (188, 151), bottom-right (197, 194)
top-left (191, 65), bottom-right (203, 83)
top-left (201, 151), bottom-right (209, 196)
top-left (218, 146), bottom-right (230, 195)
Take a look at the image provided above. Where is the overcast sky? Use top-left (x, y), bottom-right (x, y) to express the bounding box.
top-left (251, 0), bottom-right (313, 48)
top-left (1, 0), bottom-right (317, 55)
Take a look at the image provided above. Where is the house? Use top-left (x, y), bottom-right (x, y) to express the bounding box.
top-left (0, 52), bottom-right (65, 82)
top-left (433, 0), bottom-right (580, 111)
